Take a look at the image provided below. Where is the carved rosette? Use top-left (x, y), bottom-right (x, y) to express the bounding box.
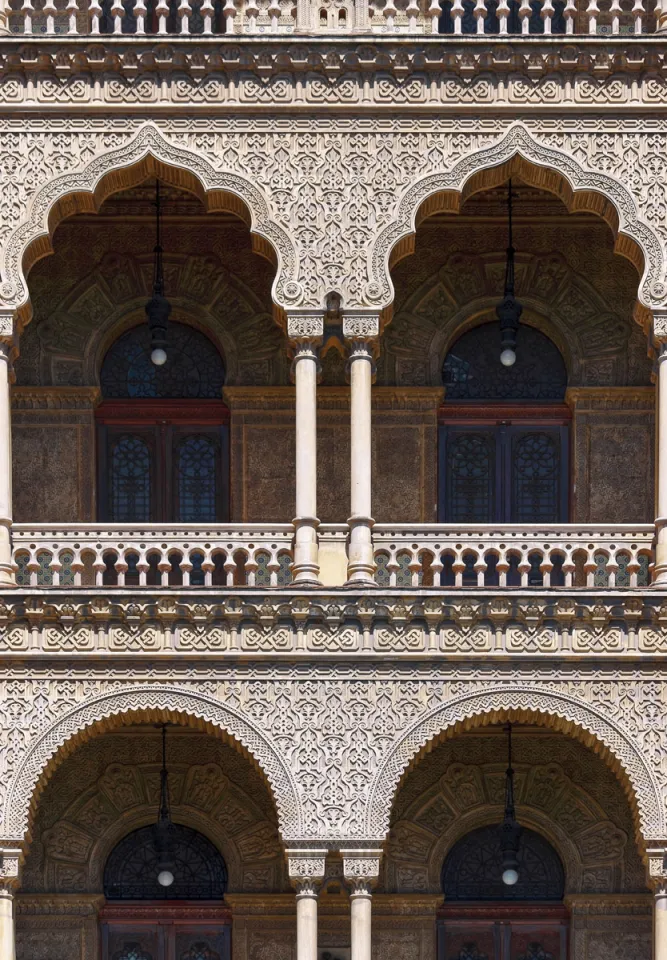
top-left (286, 849), bottom-right (326, 897)
top-left (342, 849), bottom-right (382, 896)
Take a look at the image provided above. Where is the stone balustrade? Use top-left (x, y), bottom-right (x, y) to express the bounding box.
top-left (12, 523), bottom-right (295, 588)
top-left (5, 0), bottom-right (659, 35)
top-left (372, 523), bottom-right (655, 589)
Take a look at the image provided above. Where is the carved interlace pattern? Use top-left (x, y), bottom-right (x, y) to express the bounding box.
top-left (0, 120), bottom-right (666, 319)
top-left (1, 674), bottom-right (664, 847)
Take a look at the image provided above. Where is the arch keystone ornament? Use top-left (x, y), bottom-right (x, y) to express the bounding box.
top-left (370, 122), bottom-right (666, 318)
top-left (4, 685), bottom-right (302, 845)
top-left (366, 687), bottom-right (664, 853)
top-left (0, 123), bottom-right (299, 327)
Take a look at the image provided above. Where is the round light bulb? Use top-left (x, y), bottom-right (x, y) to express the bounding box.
top-left (502, 867), bottom-right (519, 886)
top-left (500, 348), bottom-right (516, 367)
top-left (151, 347), bottom-right (167, 366)
top-left (157, 869), bottom-right (174, 887)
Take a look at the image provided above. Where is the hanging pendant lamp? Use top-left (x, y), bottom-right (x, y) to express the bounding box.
top-left (496, 179), bottom-right (523, 368)
top-left (500, 723), bottom-right (522, 886)
top-left (146, 179), bottom-right (171, 367)
top-left (154, 724), bottom-right (176, 887)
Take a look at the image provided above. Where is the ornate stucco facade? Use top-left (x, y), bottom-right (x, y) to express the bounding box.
top-left (2, 8), bottom-right (667, 960)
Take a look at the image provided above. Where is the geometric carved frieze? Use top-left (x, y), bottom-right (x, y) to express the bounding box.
top-left (1, 594), bottom-right (667, 657)
top-left (0, 120), bottom-right (665, 325)
top-left (0, 671), bottom-right (665, 860)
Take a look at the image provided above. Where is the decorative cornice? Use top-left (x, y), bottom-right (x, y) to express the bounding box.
top-left (565, 386), bottom-right (655, 411)
top-left (0, 39), bottom-right (667, 107)
top-left (11, 386), bottom-right (102, 410)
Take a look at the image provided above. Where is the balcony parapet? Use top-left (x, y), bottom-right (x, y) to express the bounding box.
top-left (3, 590), bottom-right (667, 658)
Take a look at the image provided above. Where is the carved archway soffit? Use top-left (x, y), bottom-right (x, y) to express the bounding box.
top-left (4, 686), bottom-right (302, 845)
top-left (1, 124), bottom-right (296, 331)
top-left (372, 124), bottom-right (663, 323)
top-left (1, 121), bottom-right (666, 331)
top-left (367, 688), bottom-right (663, 856)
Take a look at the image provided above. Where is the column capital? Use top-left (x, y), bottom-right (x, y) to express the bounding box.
top-left (286, 849), bottom-right (327, 896)
top-left (653, 310), bottom-right (667, 345)
top-left (287, 311), bottom-right (325, 345)
top-left (342, 849), bottom-right (382, 894)
top-left (342, 312), bottom-right (380, 344)
top-left (0, 845), bottom-right (22, 893)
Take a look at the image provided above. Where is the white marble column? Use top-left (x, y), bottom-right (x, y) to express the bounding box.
top-left (343, 850), bottom-right (381, 960)
top-left (287, 850), bottom-right (326, 960)
top-left (0, 333), bottom-right (15, 588)
top-left (0, 847), bottom-right (21, 960)
top-left (288, 314), bottom-right (323, 585)
top-left (657, 887), bottom-right (667, 960)
top-left (655, 320), bottom-right (667, 586)
top-left (344, 314), bottom-right (380, 586)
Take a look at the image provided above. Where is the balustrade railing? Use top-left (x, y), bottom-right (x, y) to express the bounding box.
top-left (372, 524), bottom-right (655, 589)
top-left (12, 524), bottom-right (294, 588)
top-left (5, 0), bottom-right (661, 35)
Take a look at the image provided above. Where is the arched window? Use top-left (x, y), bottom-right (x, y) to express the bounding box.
top-left (101, 824), bottom-right (231, 960)
top-left (438, 825), bottom-right (568, 960)
top-left (104, 824), bottom-right (228, 901)
top-left (97, 322), bottom-right (229, 523)
top-left (440, 322), bottom-right (570, 524)
top-left (441, 824), bottom-right (565, 901)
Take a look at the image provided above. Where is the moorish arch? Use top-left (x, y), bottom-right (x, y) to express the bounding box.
top-left (366, 687), bottom-right (664, 855)
top-left (370, 122), bottom-right (665, 325)
top-left (3, 685), bottom-right (302, 845)
top-left (0, 123), bottom-right (298, 331)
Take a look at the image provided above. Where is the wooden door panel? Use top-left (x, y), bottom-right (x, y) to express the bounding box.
top-left (508, 922), bottom-right (567, 960)
top-left (103, 924), bottom-right (164, 960)
top-left (173, 925), bottom-right (231, 960)
top-left (438, 921), bottom-right (499, 960)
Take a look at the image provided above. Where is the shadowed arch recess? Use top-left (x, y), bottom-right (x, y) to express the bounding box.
top-left (375, 124), bottom-right (657, 330)
top-left (4, 686), bottom-right (301, 845)
top-left (366, 690), bottom-right (662, 859)
top-left (3, 124), bottom-right (296, 331)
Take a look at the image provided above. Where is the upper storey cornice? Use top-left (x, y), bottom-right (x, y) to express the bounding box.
top-left (1, 36), bottom-right (667, 110)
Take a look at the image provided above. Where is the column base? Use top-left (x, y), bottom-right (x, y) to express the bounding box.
top-left (292, 516), bottom-right (321, 587)
top-left (346, 515), bottom-right (376, 587)
top-left (652, 519), bottom-right (667, 586)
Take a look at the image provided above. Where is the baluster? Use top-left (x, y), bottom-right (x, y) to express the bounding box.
top-left (156, 0), bottom-right (169, 33)
top-left (383, 0), bottom-right (397, 28)
top-left (116, 557), bottom-right (128, 588)
top-left (268, 0), bottom-right (280, 28)
top-left (428, 0), bottom-right (440, 31)
top-left (497, 0), bottom-right (510, 32)
top-left (245, 0), bottom-right (259, 30)
top-left (408, 550), bottom-right (422, 588)
top-left (497, 556), bottom-right (509, 588)
top-left (21, 0), bottom-right (35, 32)
top-left (158, 555), bottom-right (171, 587)
top-left (268, 554), bottom-right (280, 588)
top-left (586, 0), bottom-right (599, 33)
top-left (473, 0), bottom-right (487, 32)
top-left (406, 0), bottom-right (419, 29)
top-left (610, 0), bottom-right (621, 31)
top-left (386, 551), bottom-right (399, 588)
top-left (632, 0), bottom-right (643, 31)
top-left (27, 555), bottom-right (40, 588)
top-left (451, 0), bottom-right (464, 30)
top-left (453, 551), bottom-right (465, 588)
top-left (474, 557), bottom-right (486, 588)
top-left (66, 0), bottom-right (79, 33)
top-left (133, 0), bottom-right (146, 31)
top-left (222, 0), bottom-right (235, 29)
top-left (71, 551), bottom-right (84, 587)
top-left (111, 0), bottom-right (125, 32)
top-left (245, 552), bottom-right (258, 587)
top-left (43, 0), bottom-right (57, 33)
top-left (431, 554), bottom-right (444, 586)
top-left (224, 555), bottom-right (236, 587)
top-left (540, 557), bottom-right (553, 588)
top-left (202, 558), bottom-right (215, 587)
top-left (178, 0), bottom-right (191, 32)
top-left (88, 0), bottom-right (102, 32)
top-left (541, 0), bottom-right (554, 31)
top-left (51, 558), bottom-right (62, 588)
top-left (137, 555), bottom-right (149, 587)
top-left (518, 558), bottom-right (531, 587)
top-left (519, 0), bottom-right (532, 31)
top-left (628, 559), bottom-right (640, 589)
top-left (563, 0), bottom-right (576, 30)
top-left (200, 0), bottom-right (214, 30)
top-left (181, 557), bottom-right (192, 587)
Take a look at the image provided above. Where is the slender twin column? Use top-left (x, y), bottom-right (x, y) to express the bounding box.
top-left (0, 327), bottom-right (15, 588)
top-left (654, 320), bottom-right (667, 586)
top-left (657, 887), bottom-right (667, 960)
top-left (287, 851), bottom-right (326, 960)
top-left (344, 314), bottom-right (380, 586)
top-left (343, 851), bottom-right (381, 960)
top-left (0, 846), bottom-right (21, 960)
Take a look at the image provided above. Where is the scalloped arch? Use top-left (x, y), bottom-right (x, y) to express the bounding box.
top-left (371, 123), bottom-right (664, 326)
top-left (4, 685), bottom-right (302, 843)
top-left (1, 123), bottom-right (297, 330)
top-left (366, 687), bottom-right (663, 856)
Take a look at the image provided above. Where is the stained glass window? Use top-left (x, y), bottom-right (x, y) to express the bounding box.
top-left (101, 322), bottom-right (225, 400)
top-left (104, 824), bottom-right (228, 901)
top-left (511, 432), bottom-right (560, 523)
top-left (113, 945), bottom-right (153, 960)
top-left (442, 824), bottom-right (564, 901)
top-left (445, 432), bottom-right (495, 523)
top-left (178, 435), bottom-right (217, 523)
top-left (443, 323), bottom-right (567, 401)
top-left (110, 435), bottom-right (151, 522)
